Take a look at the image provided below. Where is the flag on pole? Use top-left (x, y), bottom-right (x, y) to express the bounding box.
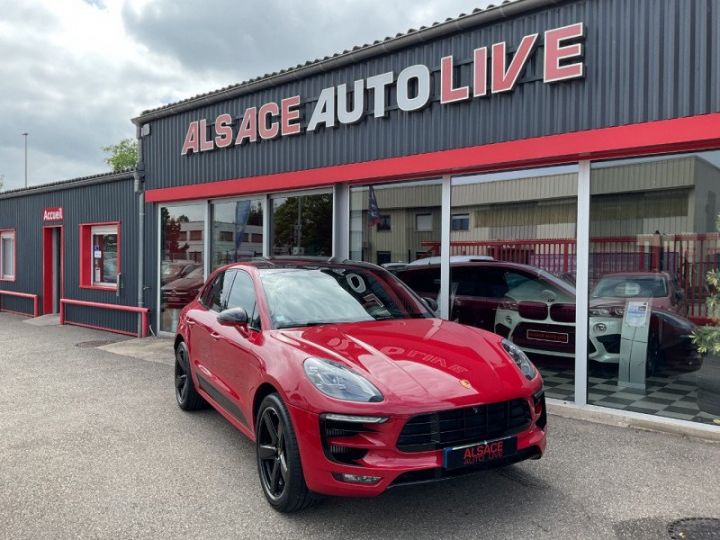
top-left (368, 186), bottom-right (382, 226)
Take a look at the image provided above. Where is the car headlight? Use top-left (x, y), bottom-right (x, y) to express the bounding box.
top-left (303, 358), bottom-right (383, 402)
top-left (501, 339), bottom-right (537, 381)
top-left (590, 306), bottom-right (624, 318)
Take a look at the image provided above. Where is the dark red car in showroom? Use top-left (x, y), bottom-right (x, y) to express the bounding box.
top-left (174, 259), bottom-right (546, 512)
top-left (162, 265), bottom-right (205, 308)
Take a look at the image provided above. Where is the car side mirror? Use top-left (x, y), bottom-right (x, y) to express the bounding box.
top-left (422, 297), bottom-right (439, 313)
top-left (218, 307), bottom-right (249, 329)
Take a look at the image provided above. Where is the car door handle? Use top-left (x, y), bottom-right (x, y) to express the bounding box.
top-left (210, 332), bottom-right (221, 340)
top-left (187, 320), bottom-right (196, 326)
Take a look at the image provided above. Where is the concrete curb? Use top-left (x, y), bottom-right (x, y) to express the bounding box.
top-left (547, 399), bottom-right (720, 443)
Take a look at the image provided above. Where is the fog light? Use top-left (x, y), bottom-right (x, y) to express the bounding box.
top-left (333, 473), bottom-right (382, 485)
top-left (594, 322), bottom-right (607, 333)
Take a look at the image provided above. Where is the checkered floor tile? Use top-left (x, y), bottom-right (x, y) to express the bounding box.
top-left (538, 364), bottom-right (720, 427)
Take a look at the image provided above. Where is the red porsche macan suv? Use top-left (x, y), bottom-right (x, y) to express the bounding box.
top-left (174, 258), bottom-right (547, 512)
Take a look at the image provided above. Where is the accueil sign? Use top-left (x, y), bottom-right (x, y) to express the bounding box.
top-left (181, 23), bottom-right (585, 156)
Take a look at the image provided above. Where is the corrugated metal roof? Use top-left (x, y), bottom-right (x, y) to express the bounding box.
top-left (133, 0), bottom-right (559, 124)
top-left (0, 169), bottom-right (135, 200)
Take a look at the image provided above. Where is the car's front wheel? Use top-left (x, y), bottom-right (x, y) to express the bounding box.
top-left (255, 393), bottom-right (317, 512)
top-left (174, 341), bottom-right (206, 411)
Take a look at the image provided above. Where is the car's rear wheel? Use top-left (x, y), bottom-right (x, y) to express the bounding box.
top-left (256, 393), bottom-right (317, 512)
top-left (174, 341), bottom-right (206, 411)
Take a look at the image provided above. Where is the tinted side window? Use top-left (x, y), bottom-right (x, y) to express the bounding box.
top-left (452, 267), bottom-right (477, 296)
top-left (203, 270), bottom-right (235, 312)
top-left (476, 268), bottom-right (511, 298)
top-left (398, 268), bottom-right (440, 295)
top-left (226, 270), bottom-right (260, 329)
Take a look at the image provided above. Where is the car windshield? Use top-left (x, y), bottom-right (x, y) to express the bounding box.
top-left (259, 266), bottom-right (431, 329)
top-left (505, 278), bottom-right (574, 303)
top-left (504, 269), bottom-right (575, 303)
top-left (162, 263), bottom-right (184, 276)
top-left (592, 275), bottom-right (668, 298)
top-left (185, 267), bottom-right (204, 279)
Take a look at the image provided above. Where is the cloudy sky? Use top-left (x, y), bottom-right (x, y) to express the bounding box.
top-left (0, 0), bottom-right (493, 191)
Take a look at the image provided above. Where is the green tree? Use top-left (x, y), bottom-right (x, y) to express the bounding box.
top-left (102, 138), bottom-right (138, 171)
top-left (693, 215), bottom-right (720, 354)
top-left (272, 195), bottom-right (332, 255)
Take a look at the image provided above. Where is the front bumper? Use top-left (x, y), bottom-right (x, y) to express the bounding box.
top-left (495, 308), bottom-right (575, 359)
top-left (588, 318), bottom-right (623, 364)
top-left (288, 395), bottom-right (547, 497)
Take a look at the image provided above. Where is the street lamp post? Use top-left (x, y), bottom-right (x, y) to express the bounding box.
top-left (21, 133), bottom-right (28, 188)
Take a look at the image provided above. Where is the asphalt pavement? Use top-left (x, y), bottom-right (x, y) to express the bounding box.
top-left (1, 312), bottom-right (719, 539)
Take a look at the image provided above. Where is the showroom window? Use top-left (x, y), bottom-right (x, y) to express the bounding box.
top-left (211, 198), bottom-right (263, 270)
top-left (450, 165), bottom-right (579, 401)
top-left (0, 229), bottom-right (16, 281)
top-left (79, 223), bottom-right (119, 289)
top-left (271, 190), bottom-right (332, 257)
top-left (160, 204), bottom-right (206, 333)
top-left (588, 151), bottom-right (720, 426)
top-left (350, 179), bottom-right (442, 268)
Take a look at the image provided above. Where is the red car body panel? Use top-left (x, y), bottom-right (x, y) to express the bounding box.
top-left (177, 261), bottom-right (546, 497)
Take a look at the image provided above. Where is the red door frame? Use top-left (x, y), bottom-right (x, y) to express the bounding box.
top-left (42, 225), bottom-right (65, 315)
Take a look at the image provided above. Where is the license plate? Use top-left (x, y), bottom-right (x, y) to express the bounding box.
top-left (443, 437), bottom-right (518, 470)
top-left (527, 329), bottom-right (569, 343)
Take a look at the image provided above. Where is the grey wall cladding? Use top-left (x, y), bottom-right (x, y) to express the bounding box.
top-left (0, 176), bottom-right (140, 334)
top-left (142, 0), bottom-right (720, 190)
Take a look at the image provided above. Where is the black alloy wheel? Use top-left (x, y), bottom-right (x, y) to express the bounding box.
top-left (255, 394), bottom-right (317, 512)
top-left (174, 341), bottom-right (206, 411)
top-left (257, 407), bottom-right (288, 501)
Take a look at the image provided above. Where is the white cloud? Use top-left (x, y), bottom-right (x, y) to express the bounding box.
top-left (0, 0), bottom-right (491, 191)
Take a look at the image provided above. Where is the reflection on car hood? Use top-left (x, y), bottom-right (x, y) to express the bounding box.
top-left (590, 296), bottom-right (669, 308)
top-left (274, 319), bottom-right (530, 408)
top-left (162, 276), bottom-right (205, 292)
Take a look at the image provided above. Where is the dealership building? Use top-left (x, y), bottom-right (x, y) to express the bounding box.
top-left (1, 0), bottom-right (720, 430)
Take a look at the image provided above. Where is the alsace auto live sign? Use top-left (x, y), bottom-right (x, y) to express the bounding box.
top-left (181, 23), bottom-right (585, 156)
top-left (43, 207), bottom-right (64, 222)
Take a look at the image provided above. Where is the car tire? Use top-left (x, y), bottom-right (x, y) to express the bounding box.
top-left (174, 341), bottom-right (206, 411)
top-left (255, 393), bottom-right (318, 513)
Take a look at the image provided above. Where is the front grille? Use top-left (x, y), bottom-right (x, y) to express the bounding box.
top-left (550, 303), bottom-right (575, 323)
top-left (518, 302), bottom-right (549, 320)
top-left (397, 399), bottom-right (532, 452)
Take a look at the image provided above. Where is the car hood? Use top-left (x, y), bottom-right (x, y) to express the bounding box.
top-left (272, 319), bottom-right (532, 409)
top-left (162, 276), bottom-right (204, 292)
top-left (590, 296), bottom-right (670, 309)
